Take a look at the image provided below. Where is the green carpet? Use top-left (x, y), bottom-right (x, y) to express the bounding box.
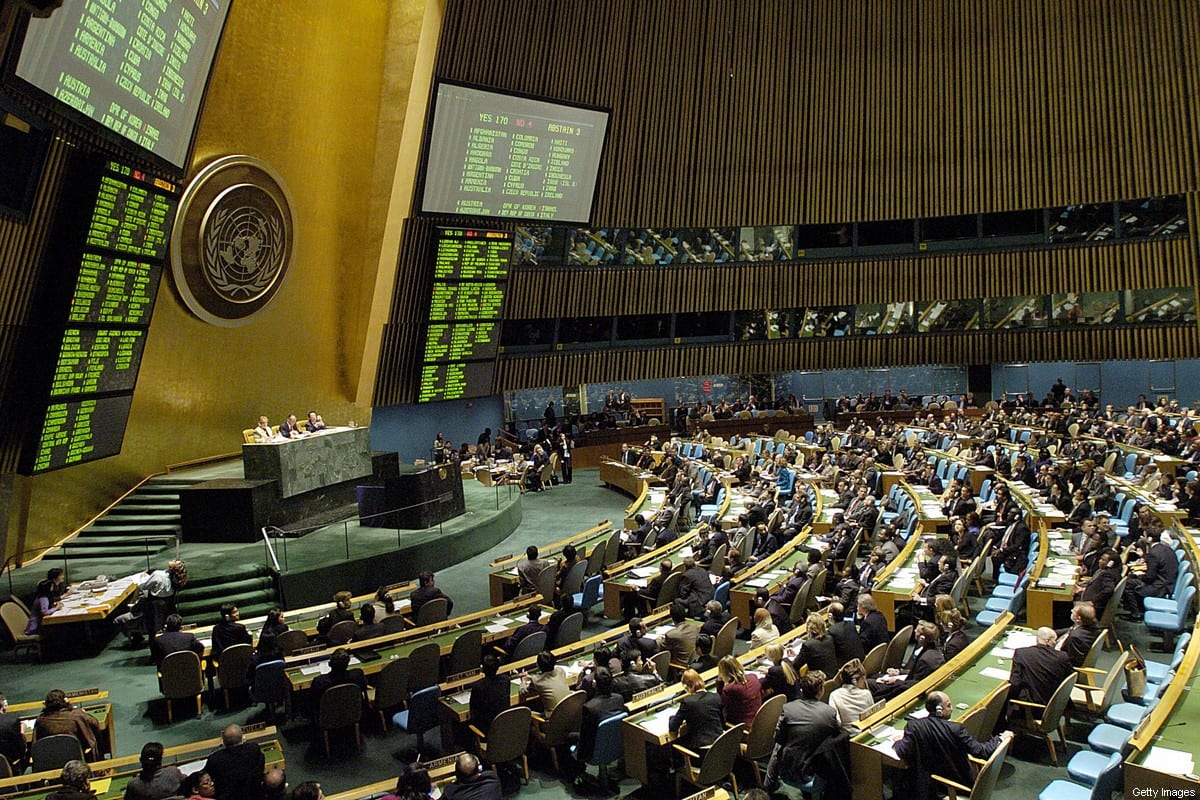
top-left (0, 467), bottom-right (1168, 799)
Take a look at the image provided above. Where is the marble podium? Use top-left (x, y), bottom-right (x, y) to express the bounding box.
top-left (242, 427), bottom-right (373, 498)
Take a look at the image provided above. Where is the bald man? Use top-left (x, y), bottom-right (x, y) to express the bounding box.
top-left (893, 692), bottom-right (1009, 800)
top-left (1009, 626), bottom-right (1074, 705)
top-left (202, 724), bottom-right (264, 800)
top-left (676, 555), bottom-right (714, 617)
top-left (441, 753), bottom-right (501, 800)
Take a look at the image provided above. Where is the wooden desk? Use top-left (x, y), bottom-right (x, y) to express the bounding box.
top-left (602, 532), bottom-right (700, 620)
top-left (728, 528), bottom-right (817, 630)
top-left (284, 597), bottom-right (542, 692)
top-left (41, 577), bottom-right (138, 627)
top-left (186, 582), bottom-right (417, 657)
top-left (487, 520), bottom-right (613, 606)
top-left (850, 618), bottom-right (1018, 800)
top-left (600, 460), bottom-right (662, 499)
top-left (1026, 528), bottom-right (1080, 629)
top-left (7, 689), bottom-right (107, 715)
top-left (0, 727), bottom-right (283, 800)
top-left (324, 751), bottom-right (465, 799)
top-left (19, 703), bottom-right (115, 759)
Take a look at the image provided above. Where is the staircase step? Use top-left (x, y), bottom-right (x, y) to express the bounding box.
top-left (185, 565), bottom-right (273, 589)
top-left (62, 534), bottom-right (177, 547)
top-left (109, 501), bottom-right (182, 512)
top-left (181, 577), bottom-right (274, 602)
top-left (89, 513), bottom-right (182, 525)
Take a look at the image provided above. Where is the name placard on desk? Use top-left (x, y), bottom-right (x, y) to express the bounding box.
top-left (420, 751), bottom-right (467, 770)
top-left (291, 645), bottom-right (326, 657)
top-left (632, 684), bottom-right (669, 702)
top-left (683, 788), bottom-right (718, 800)
top-left (446, 668), bottom-right (482, 684)
top-left (65, 688), bottom-right (100, 699)
top-left (859, 700), bottom-right (886, 721)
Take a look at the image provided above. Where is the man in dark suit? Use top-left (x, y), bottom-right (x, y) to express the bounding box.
top-left (203, 725), bottom-right (265, 800)
top-left (1056, 602), bottom-right (1102, 668)
top-left (893, 692), bottom-right (1010, 800)
top-left (1080, 552), bottom-right (1121, 611)
top-left (828, 602), bottom-right (865, 667)
top-left (469, 655), bottom-right (511, 732)
top-left (675, 555), bottom-right (715, 617)
top-left (991, 508), bottom-right (1032, 581)
top-left (351, 603), bottom-right (386, 642)
top-left (278, 413), bottom-right (301, 438)
top-left (669, 669), bottom-right (725, 752)
top-left (871, 621), bottom-right (944, 700)
top-left (944, 485), bottom-right (977, 520)
top-left (442, 753), bottom-right (502, 800)
top-left (310, 647), bottom-right (368, 708)
top-left (0, 693), bottom-right (25, 772)
top-left (1008, 627), bottom-right (1074, 705)
top-left (502, 606), bottom-right (546, 656)
top-left (1128, 531), bottom-right (1180, 617)
top-left (856, 593), bottom-right (890, 654)
top-left (575, 668), bottom-right (626, 771)
top-left (410, 570), bottom-right (454, 618)
top-left (612, 651), bottom-right (662, 701)
top-left (770, 563), bottom-right (808, 610)
top-left (150, 614), bottom-right (204, 665)
top-left (615, 618), bottom-right (659, 658)
top-left (625, 559), bottom-right (672, 620)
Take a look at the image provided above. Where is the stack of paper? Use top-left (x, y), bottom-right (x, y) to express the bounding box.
top-left (1142, 746), bottom-right (1195, 775)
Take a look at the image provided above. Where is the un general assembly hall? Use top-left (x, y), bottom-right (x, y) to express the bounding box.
top-left (2, 2), bottom-right (1200, 799)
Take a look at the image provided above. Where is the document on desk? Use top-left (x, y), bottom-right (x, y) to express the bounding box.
top-left (485, 618), bottom-right (513, 633)
top-left (640, 707), bottom-right (675, 737)
top-left (1004, 631), bottom-right (1037, 650)
top-left (1142, 745), bottom-right (1195, 775)
top-left (980, 667), bottom-right (1012, 681)
top-left (869, 726), bottom-right (902, 760)
top-left (178, 758), bottom-right (208, 776)
top-left (631, 566), bottom-right (660, 578)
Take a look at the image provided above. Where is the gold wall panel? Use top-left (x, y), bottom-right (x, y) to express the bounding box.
top-left (6, 1), bottom-right (422, 558)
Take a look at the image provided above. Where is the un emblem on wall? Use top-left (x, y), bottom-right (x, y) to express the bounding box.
top-left (171, 156), bottom-right (295, 326)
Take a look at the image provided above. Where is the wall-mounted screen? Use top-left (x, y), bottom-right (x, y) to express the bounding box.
top-left (415, 228), bottom-right (511, 403)
top-left (420, 82), bottom-right (610, 224)
top-left (24, 394), bottom-right (135, 474)
top-left (10, 0), bottom-right (233, 171)
top-left (16, 153), bottom-right (179, 475)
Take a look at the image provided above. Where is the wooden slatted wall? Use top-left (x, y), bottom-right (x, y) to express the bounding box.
top-left (373, 0), bottom-right (1200, 403)
top-left (0, 135), bottom-right (72, 472)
